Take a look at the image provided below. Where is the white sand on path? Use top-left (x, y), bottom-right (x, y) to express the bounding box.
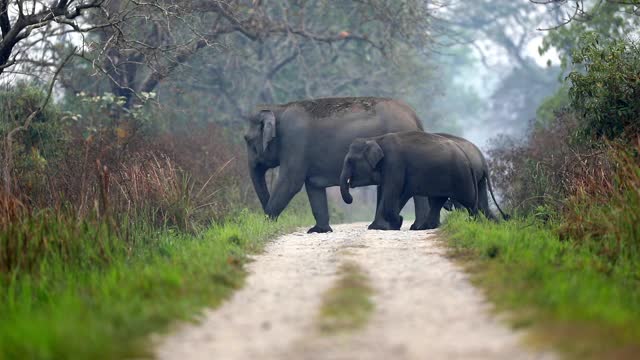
top-left (155, 223), bottom-right (554, 360)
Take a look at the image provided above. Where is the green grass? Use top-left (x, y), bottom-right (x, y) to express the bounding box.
top-left (442, 212), bottom-right (640, 359)
top-left (0, 209), bottom-right (311, 360)
top-left (317, 261), bottom-right (374, 334)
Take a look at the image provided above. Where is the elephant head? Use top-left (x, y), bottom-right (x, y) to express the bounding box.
top-left (244, 109), bottom-right (278, 211)
top-left (340, 139), bottom-right (384, 204)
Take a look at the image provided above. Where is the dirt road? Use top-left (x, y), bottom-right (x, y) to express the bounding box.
top-left (156, 223), bottom-right (553, 360)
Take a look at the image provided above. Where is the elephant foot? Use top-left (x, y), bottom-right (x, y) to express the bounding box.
top-left (411, 219), bottom-right (440, 230)
top-left (368, 221), bottom-right (394, 231)
top-left (424, 219), bottom-right (440, 229)
top-left (483, 211), bottom-right (499, 222)
top-left (390, 215), bottom-right (403, 230)
top-left (368, 217), bottom-right (402, 231)
top-left (307, 224), bottom-right (333, 233)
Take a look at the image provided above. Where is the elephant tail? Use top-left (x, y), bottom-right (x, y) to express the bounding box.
top-left (486, 171), bottom-right (510, 220)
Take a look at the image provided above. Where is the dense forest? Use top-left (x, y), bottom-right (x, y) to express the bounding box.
top-left (1, 0), bottom-right (639, 358)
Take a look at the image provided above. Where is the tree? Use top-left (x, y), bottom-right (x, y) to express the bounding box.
top-left (2, 49), bottom-right (74, 194)
top-left (531, 0), bottom-right (640, 30)
top-left (428, 1), bottom-right (562, 138)
top-left (0, 0), bottom-right (101, 74)
top-left (45, 0), bottom-right (443, 134)
top-left (2, 0), bottom-right (439, 109)
top-left (534, 0), bottom-right (640, 69)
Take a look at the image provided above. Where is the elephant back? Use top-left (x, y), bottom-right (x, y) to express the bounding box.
top-left (281, 97), bottom-right (392, 119)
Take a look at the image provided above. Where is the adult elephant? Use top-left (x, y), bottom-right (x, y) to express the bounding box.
top-left (244, 97), bottom-right (429, 233)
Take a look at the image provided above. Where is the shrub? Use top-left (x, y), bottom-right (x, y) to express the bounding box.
top-left (559, 141), bottom-right (640, 264)
top-left (569, 33), bottom-right (640, 141)
top-left (0, 83), bottom-right (65, 196)
top-left (2, 87), bottom-right (253, 230)
top-left (487, 110), bottom-right (609, 215)
top-left (113, 152), bottom-right (237, 231)
top-left (488, 94), bottom-right (640, 269)
top-left (488, 35), bottom-right (640, 217)
top-left (146, 122), bottom-right (254, 215)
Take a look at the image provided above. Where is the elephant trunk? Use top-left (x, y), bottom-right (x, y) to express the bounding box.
top-left (250, 162), bottom-right (270, 212)
top-left (340, 164), bottom-right (353, 204)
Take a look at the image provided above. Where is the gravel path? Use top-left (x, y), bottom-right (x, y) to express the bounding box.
top-left (155, 223), bottom-right (554, 360)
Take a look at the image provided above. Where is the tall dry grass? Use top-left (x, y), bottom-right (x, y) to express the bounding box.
top-left (4, 119), bottom-right (251, 227)
top-left (488, 111), bottom-right (640, 263)
top-left (0, 189), bottom-right (27, 228)
top-left (488, 111), bottom-right (612, 216)
top-left (559, 140), bottom-right (640, 262)
top-left (114, 152), bottom-right (236, 231)
top-left (0, 121), bottom-right (253, 276)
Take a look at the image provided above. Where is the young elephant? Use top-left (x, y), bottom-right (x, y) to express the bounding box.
top-left (340, 131), bottom-right (479, 230)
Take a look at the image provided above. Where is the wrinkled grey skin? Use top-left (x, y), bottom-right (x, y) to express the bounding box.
top-left (340, 131), bottom-right (480, 230)
top-left (434, 133), bottom-right (508, 221)
top-left (244, 97), bottom-right (429, 233)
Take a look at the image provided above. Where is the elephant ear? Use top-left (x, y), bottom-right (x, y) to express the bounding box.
top-left (364, 140), bottom-right (384, 168)
top-left (260, 110), bottom-right (276, 151)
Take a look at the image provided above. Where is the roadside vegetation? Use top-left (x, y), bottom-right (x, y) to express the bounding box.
top-left (444, 213), bottom-right (640, 359)
top-left (0, 211), bottom-right (310, 360)
top-left (444, 4), bottom-right (640, 358)
top-left (0, 85), bottom-right (313, 359)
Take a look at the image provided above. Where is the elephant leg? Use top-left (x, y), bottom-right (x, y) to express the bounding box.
top-left (369, 187), bottom-right (405, 231)
top-left (368, 218), bottom-right (395, 230)
top-left (369, 185), bottom-right (401, 230)
top-left (265, 167), bottom-right (305, 220)
top-left (478, 177), bottom-right (497, 221)
top-left (374, 186), bottom-right (383, 218)
top-left (381, 186), bottom-right (403, 231)
top-left (411, 196), bottom-right (430, 230)
top-left (369, 199), bottom-right (394, 230)
top-left (305, 183), bottom-right (332, 233)
top-left (414, 196), bottom-right (447, 230)
top-left (457, 195), bottom-right (479, 219)
top-left (391, 192), bottom-right (415, 230)
top-left (390, 192), bottom-right (412, 229)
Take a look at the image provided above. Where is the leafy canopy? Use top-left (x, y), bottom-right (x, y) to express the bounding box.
top-left (568, 33), bottom-right (640, 140)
